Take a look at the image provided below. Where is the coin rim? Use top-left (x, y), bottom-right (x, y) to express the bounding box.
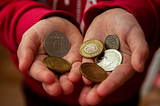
top-left (44, 31), bottom-right (70, 57)
top-left (80, 63), bottom-right (108, 82)
top-left (97, 49), bottom-right (122, 71)
top-left (43, 56), bottom-right (71, 73)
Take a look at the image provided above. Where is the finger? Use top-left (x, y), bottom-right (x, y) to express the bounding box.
top-left (128, 26), bottom-right (149, 72)
top-left (97, 54), bottom-right (135, 97)
top-left (79, 86), bottom-right (92, 106)
top-left (59, 73), bottom-right (74, 95)
top-left (42, 78), bottom-right (62, 96)
top-left (85, 84), bottom-right (103, 105)
top-left (68, 62), bottom-right (82, 83)
top-left (63, 28), bottom-right (83, 83)
top-left (39, 65), bottom-right (62, 96)
top-left (64, 51), bottom-right (82, 84)
top-left (17, 29), bottom-right (39, 72)
top-left (29, 55), bottom-right (56, 84)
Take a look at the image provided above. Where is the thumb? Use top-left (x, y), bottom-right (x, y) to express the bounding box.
top-left (128, 27), bottom-right (149, 73)
top-left (17, 29), bottom-right (39, 72)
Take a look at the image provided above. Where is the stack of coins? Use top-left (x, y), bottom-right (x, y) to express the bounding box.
top-left (43, 31), bottom-right (71, 74)
top-left (79, 39), bottom-right (107, 82)
top-left (79, 34), bottom-right (122, 82)
top-left (97, 34), bottom-right (122, 71)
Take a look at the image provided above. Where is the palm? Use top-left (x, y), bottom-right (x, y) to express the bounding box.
top-left (79, 8), bottom-right (149, 105)
top-left (18, 16), bottom-right (83, 96)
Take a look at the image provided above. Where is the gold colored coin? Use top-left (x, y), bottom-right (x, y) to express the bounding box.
top-left (80, 63), bottom-right (108, 83)
top-left (79, 40), bottom-right (103, 58)
top-left (43, 56), bottom-right (71, 73)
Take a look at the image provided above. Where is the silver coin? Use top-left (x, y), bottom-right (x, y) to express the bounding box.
top-left (104, 34), bottom-right (120, 50)
top-left (97, 49), bottom-right (122, 71)
top-left (44, 31), bottom-right (70, 57)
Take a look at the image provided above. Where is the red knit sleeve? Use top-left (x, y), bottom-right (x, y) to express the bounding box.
top-left (84, 0), bottom-right (160, 52)
top-left (82, 0), bottom-right (160, 103)
top-left (0, 0), bottom-right (78, 66)
top-left (0, 0), bottom-right (78, 51)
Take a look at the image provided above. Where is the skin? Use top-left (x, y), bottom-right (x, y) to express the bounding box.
top-left (78, 8), bottom-right (149, 105)
top-left (17, 16), bottom-right (83, 96)
top-left (17, 8), bottom-right (149, 105)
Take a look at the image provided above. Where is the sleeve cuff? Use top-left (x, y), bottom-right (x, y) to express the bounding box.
top-left (83, 1), bottom-right (155, 38)
top-left (16, 8), bottom-right (79, 45)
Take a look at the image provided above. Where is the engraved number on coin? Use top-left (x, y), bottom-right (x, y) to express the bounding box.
top-left (53, 40), bottom-right (63, 52)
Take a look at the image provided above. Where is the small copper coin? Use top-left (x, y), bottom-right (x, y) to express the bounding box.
top-left (104, 34), bottom-right (120, 50)
top-left (80, 63), bottom-right (108, 83)
top-left (43, 56), bottom-right (71, 73)
top-left (79, 40), bottom-right (103, 58)
top-left (44, 31), bottom-right (70, 57)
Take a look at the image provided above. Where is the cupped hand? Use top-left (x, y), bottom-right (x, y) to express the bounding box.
top-left (79, 8), bottom-right (149, 105)
top-left (17, 16), bottom-right (83, 96)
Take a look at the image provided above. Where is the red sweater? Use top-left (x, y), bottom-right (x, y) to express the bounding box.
top-left (0, 0), bottom-right (160, 105)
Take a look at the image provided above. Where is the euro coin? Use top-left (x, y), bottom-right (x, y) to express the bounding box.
top-left (104, 34), bottom-right (120, 50)
top-left (80, 63), bottom-right (108, 83)
top-left (79, 39), bottom-right (103, 58)
top-left (43, 56), bottom-right (71, 73)
top-left (97, 49), bottom-right (122, 71)
top-left (44, 31), bottom-right (70, 57)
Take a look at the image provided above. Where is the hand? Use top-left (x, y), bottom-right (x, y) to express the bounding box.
top-left (17, 16), bottom-right (83, 96)
top-left (79, 8), bottom-right (149, 105)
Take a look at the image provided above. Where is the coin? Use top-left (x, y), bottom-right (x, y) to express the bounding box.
top-left (80, 63), bottom-right (108, 83)
top-left (79, 40), bottom-right (103, 58)
top-left (95, 51), bottom-right (104, 63)
top-left (43, 56), bottom-right (71, 73)
top-left (104, 34), bottom-right (120, 50)
top-left (97, 49), bottom-right (122, 71)
top-left (44, 31), bottom-right (70, 57)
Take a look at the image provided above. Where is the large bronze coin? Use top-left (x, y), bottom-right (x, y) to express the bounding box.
top-left (44, 31), bottom-right (70, 57)
top-left (104, 34), bottom-right (120, 50)
top-left (79, 40), bottom-right (103, 58)
top-left (80, 63), bottom-right (108, 83)
top-left (43, 56), bottom-right (71, 73)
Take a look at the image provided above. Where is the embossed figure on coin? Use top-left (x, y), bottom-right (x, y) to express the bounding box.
top-left (84, 43), bottom-right (98, 54)
top-left (97, 49), bottom-right (122, 71)
top-left (104, 34), bottom-right (120, 50)
top-left (44, 31), bottom-right (70, 57)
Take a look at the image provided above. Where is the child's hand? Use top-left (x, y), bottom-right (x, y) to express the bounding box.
top-left (17, 16), bottom-right (83, 96)
top-left (79, 8), bottom-right (149, 105)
